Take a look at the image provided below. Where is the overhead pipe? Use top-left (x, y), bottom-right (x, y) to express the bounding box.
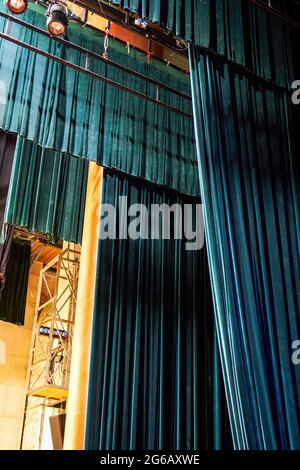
top-left (0, 25), bottom-right (193, 119)
top-left (0, 10), bottom-right (192, 102)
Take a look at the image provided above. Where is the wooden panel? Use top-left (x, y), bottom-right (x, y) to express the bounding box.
top-left (27, 386), bottom-right (68, 400)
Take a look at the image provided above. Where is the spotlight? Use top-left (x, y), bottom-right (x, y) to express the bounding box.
top-left (5, 0), bottom-right (27, 14)
top-left (46, 3), bottom-right (68, 37)
top-left (134, 17), bottom-right (148, 30)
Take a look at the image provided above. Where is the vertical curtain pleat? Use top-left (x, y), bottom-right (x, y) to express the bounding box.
top-left (109, 0), bottom-right (295, 86)
top-left (5, 136), bottom-right (88, 243)
top-left (0, 131), bottom-right (15, 231)
top-left (0, 224), bottom-right (14, 289)
top-left (189, 46), bottom-right (300, 449)
top-left (0, 3), bottom-right (295, 198)
top-left (0, 3), bottom-right (198, 197)
top-left (0, 131), bottom-right (15, 286)
top-left (0, 238), bottom-right (31, 325)
top-left (85, 170), bottom-right (231, 450)
top-left (109, 0), bottom-right (212, 48)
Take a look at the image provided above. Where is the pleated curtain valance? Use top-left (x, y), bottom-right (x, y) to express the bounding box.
top-left (0, 3), bottom-right (199, 197)
top-left (108, 0), bottom-right (296, 88)
top-left (189, 46), bottom-right (300, 449)
top-left (5, 136), bottom-right (88, 244)
top-left (85, 169), bottom-right (232, 450)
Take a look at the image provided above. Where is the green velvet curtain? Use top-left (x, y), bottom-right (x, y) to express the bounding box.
top-left (0, 2), bottom-right (295, 197)
top-left (189, 46), bottom-right (300, 449)
top-left (108, 0), bottom-right (295, 87)
top-left (108, 0), bottom-right (211, 48)
top-left (5, 136), bottom-right (88, 244)
top-left (0, 224), bottom-right (14, 288)
top-left (0, 238), bottom-right (31, 325)
top-left (85, 169), bottom-right (232, 450)
top-left (0, 3), bottom-right (198, 197)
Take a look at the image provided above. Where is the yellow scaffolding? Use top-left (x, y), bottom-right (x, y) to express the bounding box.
top-left (20, 247), bottom-right (80, 450)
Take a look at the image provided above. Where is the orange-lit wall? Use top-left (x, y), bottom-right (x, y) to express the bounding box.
top-left (0, 262), bottom-right (42, 450)
top-left (67, 2), bottom-right (189, 71)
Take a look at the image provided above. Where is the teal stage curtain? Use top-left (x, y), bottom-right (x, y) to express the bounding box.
top-left (0, 238), bottom-right (31, 325)
top-left (5, 136), bottom-right (88, 244)
top-left (0, 3), bottom-right (198, 197)
top-left (0, 2), bottom-right (295, 197)
top-left (85, 170), bottom-right (232, 450)
top-left (189, 46), bottom-right (300, 449)
top-left (108, 0), bottom-right (295, 87)
top-left (109, 0), bottom-right (211, 49)
top-left (0, 224), bottom-right (14, 288)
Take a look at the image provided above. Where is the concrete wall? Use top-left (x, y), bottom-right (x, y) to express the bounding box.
top-left (0, 261), bottom-right (42, 450)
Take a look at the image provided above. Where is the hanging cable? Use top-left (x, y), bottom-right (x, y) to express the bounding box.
top-left (175, 37), bottom-right (188, 52)
top-left (165, 52), bottom-right (175, 67)
top-left (69, 0), bottom-right (85, 20)
top-left (96, 0), bottom-right (109, 23)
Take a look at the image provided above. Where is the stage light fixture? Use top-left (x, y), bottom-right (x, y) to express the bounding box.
top-left (5, 0), bottom-right (27, 14)
top-left (46, 2), bottom-right (68, 37)
top-left (134, 17), bottom-right (148, 29)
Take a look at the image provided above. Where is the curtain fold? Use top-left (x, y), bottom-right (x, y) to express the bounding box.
top-left (85, 169), bottom-right (232, 450)
top-left (189, 46), bottom-right (300, 450)
top-left (0, 238), bottom-right (31, 325)
top-left (0, 131), bottom-right (15, 232)
top-left (109, 0), bottom-right (211, 49)
top-left (0, 2), bottom-right (295, 198)
top-left (0, 3), bottom-right (198, 197)
top-left (108, 0), bottom-right (295, 87)
top-left (5, 136), bottom-right (88, 244)
top-left (0, 224), bottom-right (14, 289)
top-left (0, 131), bottom-right (15, 286)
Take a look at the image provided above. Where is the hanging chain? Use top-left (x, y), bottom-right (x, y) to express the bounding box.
top-left (103, 30), bottom-right (109, 59)
top-left (103, 20), bottom-right (110, 60)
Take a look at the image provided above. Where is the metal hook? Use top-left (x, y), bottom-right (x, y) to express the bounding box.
top-left (103, 21), bottom-right (110, 60)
